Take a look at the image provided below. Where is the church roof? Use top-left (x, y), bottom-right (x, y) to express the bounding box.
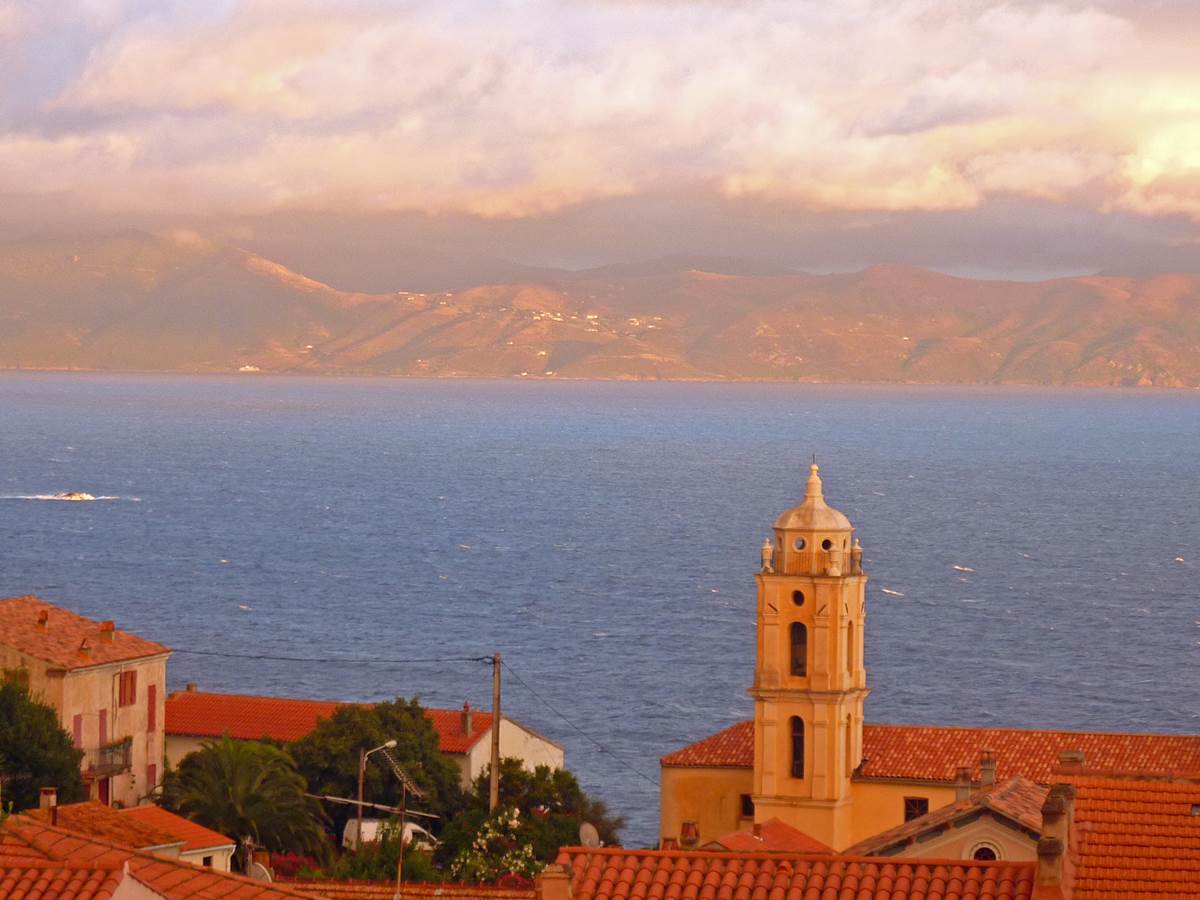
top-left (554, 847), bottom-right (1036, 900)
top-left (772, 464), bottom-right (852, 532)
top-left (840, 776), bottom-right (1048, 857)
top-left (706, 818), bottom-right (834, 855)
top-left (660, 721), bottom-right (1200, 783)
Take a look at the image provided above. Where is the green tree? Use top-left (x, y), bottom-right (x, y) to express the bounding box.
top-left (439, 760), bottom-right (623, 866)
top-left (162, 735), bottom-right (328, 858)
top-left (288, 697), bottom-right (466, 838)
top-left (0, 680), bottom-right (84, 811)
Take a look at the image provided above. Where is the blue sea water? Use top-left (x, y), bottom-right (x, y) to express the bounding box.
top-left (1, 374), bottom-right (1198, 846)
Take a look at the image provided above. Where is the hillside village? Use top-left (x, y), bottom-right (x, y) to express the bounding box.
top-left (2, 467), bottom-right (1199, 899)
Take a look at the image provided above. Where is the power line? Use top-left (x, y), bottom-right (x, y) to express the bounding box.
top-left (501, 659), bottom-right (659, 787)
top-left (172, 649), bottom-right (492, 665)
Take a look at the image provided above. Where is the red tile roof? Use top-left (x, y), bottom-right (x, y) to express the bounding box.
top-left (1064, 772), bottom-right (1200, 898)
top-left (554, 846), bottom-right (1036, 900)
top-left (842, 776), bottom-right (1048, 857)
top-left (165, 690), bottom-right (494, 752)
top-left (26, 802), bottom-right (181, 850)
top-left (285, 880), bottom-right (536, 900)
top-left (0, 595), bottom-right (169, 669)
top-left (121, 805), bottom-right (235, 853)
top-left (661, 720), bottom-right (1200, 783)
top-left (706, 818), bottom-right (833, 855)
top-left (0, 862), bottom-right (123, 900)
top-left (0, 814), bottom-right (310, 899)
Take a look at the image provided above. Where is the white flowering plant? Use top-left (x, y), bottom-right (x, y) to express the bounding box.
top-left (449, 806), bottom-right (543, 883)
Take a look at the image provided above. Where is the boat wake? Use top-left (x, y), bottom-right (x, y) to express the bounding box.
top-left (0, 493), bottom-right (138, 502)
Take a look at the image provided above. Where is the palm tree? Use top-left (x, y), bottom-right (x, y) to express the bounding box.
top-left (164, 735), bottom-right (328, 859)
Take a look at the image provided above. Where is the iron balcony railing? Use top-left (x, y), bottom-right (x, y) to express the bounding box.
top-left (86, 737), bottom-right (132, 778)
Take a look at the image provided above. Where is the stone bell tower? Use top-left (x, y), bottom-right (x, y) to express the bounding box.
top-left (749, 463), bottom-right (868, 850)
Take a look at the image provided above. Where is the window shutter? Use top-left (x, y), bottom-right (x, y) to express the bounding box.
top-left (73, 714), bottom-right (83, 748)
top-left (148, 684), bottom-right (157, 731)
top-left (99, 709), bottom-right (107, 745)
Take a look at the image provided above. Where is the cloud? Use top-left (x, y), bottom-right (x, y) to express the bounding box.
top-left (2, 0), bottom-right (1200, 227)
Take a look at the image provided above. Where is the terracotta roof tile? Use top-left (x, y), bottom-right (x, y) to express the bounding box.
top-left (706, 819), bottom-right (833, 855)
top-left (0, 595), bottom-right (169, 669)
top-left (26, 802), bottom-right (181, 851)
top-left (661, 721), bottom-right (1200, 783)
top-left (1064, 772), bottom-right (1200, 898)
top-left (120, 806), bottom-right (236, 853)
top-left (0, 862), bottom-right (123, 900)
top-left (166, 691), bottom-right (494, 753)
top-left (284, 880), bottom-right (537, 900)
top-left (0, 815), bottom-right (310, 899)
top-left (555, 847), bottom-right (1036, 900)
top-left (842, 776), bottom-right (1048, 856)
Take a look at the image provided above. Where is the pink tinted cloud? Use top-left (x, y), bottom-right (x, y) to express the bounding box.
top-left (2, 0), bottom-right (1200, 223)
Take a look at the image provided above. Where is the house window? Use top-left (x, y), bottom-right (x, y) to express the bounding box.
top-left (2, 668), bottom-right (30, 690)
top-left (740, 794), bottom-right (755, 818)
top-left (202, 856), bottom-right (214, 868)
top-left (792, 590), bottom-right (805, 606)
top-left (972, 845), bottom-right (999, 861)
top-left (790, 623), bottom-right (808, 676)
top-left (118, 671), bottom-right (137, 707)
top-left (790, 717), bottom-right (805, 778)
top-left (903, 797), bottom-right (929, 821)
top-left (847, 620), bottom-right (856, 674)
top-left (148, 684), bottom-right (157, 732)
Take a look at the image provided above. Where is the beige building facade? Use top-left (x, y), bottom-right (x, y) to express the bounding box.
top-left (0, 596), bottom-right (170, 808)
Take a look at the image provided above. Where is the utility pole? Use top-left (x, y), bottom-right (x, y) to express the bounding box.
top-left (356, 747), bottom-right (367, 851)
top-left (489, 651), bottom-right (501, 812)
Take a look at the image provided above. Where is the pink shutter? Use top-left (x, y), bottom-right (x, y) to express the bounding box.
top-left (148, 684), bottom-right (157, 732)
top-left (147, 763), bottom-right (157, 789)
top-left (99, 709), bottom-right (107, 745)
top-left (72, 714), bottom-right (83, 748)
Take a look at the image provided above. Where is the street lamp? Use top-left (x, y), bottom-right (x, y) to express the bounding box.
top-left (356, 739), bottom-right (398, 851)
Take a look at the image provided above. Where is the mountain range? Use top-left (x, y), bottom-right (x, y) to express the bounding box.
top-left (1, 232), bottom-right (1198, 387)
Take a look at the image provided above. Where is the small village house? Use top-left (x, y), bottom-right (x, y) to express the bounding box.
top-left (165, 687), bottom-right (564, 787)
top-left (0, 595), bottom-right (170, 807)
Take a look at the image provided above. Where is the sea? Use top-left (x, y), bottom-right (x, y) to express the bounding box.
top-left (1, 374), bottom-right (1197, 846)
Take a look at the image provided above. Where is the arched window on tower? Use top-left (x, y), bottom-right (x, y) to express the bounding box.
top-left (847, 620), bottom-right (856, 676)
top-left (790, 717), bottom-right (805, 778)
top-left (790, 623), bottom-right (807, 677)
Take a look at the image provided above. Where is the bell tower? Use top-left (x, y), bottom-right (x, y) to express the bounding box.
top-left (749, 463), bottom-right (868, 850)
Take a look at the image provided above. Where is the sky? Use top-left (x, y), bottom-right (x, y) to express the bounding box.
top-left (2, 0), bottom-right (1200, 283)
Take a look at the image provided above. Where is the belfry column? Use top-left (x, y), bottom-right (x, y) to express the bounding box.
top-left (749, 464), bottom-right (869, 850)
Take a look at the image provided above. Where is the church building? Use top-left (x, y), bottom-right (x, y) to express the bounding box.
top-left (659, 464), bottom-right (1200, 853)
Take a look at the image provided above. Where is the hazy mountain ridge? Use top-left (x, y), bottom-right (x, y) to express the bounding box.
top-left (1, 234), bottom-right (1198, 386)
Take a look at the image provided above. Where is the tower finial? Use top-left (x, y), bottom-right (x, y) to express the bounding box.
top-left (805, 458), bottom-right (823, 500)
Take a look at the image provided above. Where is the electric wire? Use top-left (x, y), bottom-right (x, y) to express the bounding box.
top-left (171, 649), bottom-right (492, 665)
top-left (500, 659), bottom-right (659, 786)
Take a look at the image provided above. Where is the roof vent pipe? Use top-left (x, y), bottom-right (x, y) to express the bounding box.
top-left (462, 701), bottom-right (473, 736)
top-left (954, 765), bottom-right (973, 802)
top-left (979, 750), bottom-right (997, 788)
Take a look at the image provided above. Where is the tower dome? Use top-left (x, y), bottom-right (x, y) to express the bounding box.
top-left (773, 463), bottom-right (852, 532)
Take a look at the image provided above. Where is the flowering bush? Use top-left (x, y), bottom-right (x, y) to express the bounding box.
top-left (449, 807), bottom-right (542, 883)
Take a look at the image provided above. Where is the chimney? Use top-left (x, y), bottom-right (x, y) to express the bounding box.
top-left (99, 621), bottom-right (115, 642)
top-left (186, 682), bottom-right (198, 693)
top-left (680, 820), bottom-right (700, 849)
top-left (1038, 783), bottom-right (1076, 888)
top-left (954, 765), bottom-right (973, 802)
top-left (36, 610), bottom-right (48, 632)
top-left (78, 638), bottom-right (91, 658)
top-left (461, 701), bottom-right (473, 736)
top-left (979, 749), bottom-right (997, 788)
top-left (752, 822), bottom-right (763, 838)
top-left (1058, 748), bottom-right (1085, 769)
top-left (537, 864), bottom-right (573, 900)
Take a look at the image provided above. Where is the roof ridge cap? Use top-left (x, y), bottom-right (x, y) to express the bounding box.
top-left (864, 721), bottom-right (1200, 739)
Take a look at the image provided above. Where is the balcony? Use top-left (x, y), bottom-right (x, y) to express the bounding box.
top-left (86, 737), bottom-right (132, 778)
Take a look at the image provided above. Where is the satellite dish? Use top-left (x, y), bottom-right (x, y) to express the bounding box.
top-left (579, 822), bottom-right (601, 848)
top-left (247, 862), bottom-right (274, 882)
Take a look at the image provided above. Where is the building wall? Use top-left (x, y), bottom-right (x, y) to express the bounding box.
top-left (461, 718), bottom-right (566, 788)
top-left (180, 846), bottom-right (236, 872)
top-left (845, 780), bottom-right (959, 845)
top-left (659, 766), bottom-right (754, 848)
top-left (165, 735), bottom-right (207, 770)
top-left (2, 646), bottom-right (167, 808)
